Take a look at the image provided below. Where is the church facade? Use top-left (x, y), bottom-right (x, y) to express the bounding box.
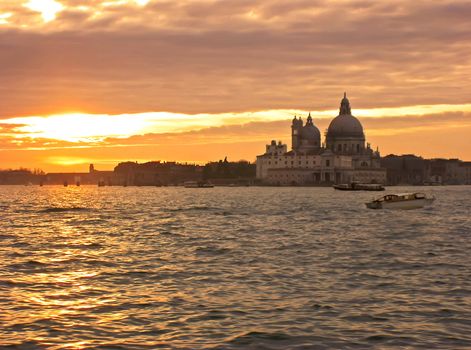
top-left (256, 94), bottom-right (386, 185)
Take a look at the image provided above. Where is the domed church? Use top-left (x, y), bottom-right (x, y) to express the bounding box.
top-left (256, 94), bottom-right (386, 185)
top-left (326, 93), bottom-right (365, 153)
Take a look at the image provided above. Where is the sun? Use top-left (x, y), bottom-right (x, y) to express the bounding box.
top-left (6, 113), bottom-right (151, 143)
top-left (25, 0), bottom-right (64, 22)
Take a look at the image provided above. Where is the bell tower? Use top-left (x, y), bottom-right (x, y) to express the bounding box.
top-left (291, 115), bottom-right (303, 151)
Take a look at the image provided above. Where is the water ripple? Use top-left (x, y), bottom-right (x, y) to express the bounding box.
top-left (0, 185), bottom-right (470, 349)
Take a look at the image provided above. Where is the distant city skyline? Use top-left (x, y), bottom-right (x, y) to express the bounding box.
top-left (1, 0), bottom-right (471, 171)
top-left (2, 103), bottom-right (470, 172)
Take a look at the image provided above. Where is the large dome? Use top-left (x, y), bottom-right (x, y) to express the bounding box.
top-left (327, 114), bottom-right (364, 137)
top-left (327, 93), bottom-right (364, 139)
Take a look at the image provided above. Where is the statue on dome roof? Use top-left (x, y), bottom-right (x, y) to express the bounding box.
top-left (339, 92), bottom-right (351, 115)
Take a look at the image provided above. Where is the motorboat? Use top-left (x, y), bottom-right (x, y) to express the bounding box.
top-left (334, 182), bottom-right (385, 191)
top-left (183, 181), bottom-right (214, 188)
top-left (366, 192), bottom-right (435, 210)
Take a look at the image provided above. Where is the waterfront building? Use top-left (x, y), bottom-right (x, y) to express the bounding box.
top-left (256, 94), bottom-right (387, 185)
top-left (114, 161), bottom-right (203, 186)
top-left (380, 155), bottom-right (471, 185)
top-left (381, 154), bottom-right (429, 185)
top-left (44, 164), bottom-right (117, 185)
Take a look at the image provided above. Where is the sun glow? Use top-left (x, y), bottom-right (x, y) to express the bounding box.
top-left (0, 12), bottom-right (12, 24)
top-left (46, 156), bottom-right (91, 166)
top-left (3, 103), bottom-right (471, 145)
top-left (25, 0), bottom-right (63, 22)
top-left (5, 113), bottom-right (153, 142)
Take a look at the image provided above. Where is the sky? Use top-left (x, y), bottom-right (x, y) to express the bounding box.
top-left (0, 0), bottom-right (470, 172)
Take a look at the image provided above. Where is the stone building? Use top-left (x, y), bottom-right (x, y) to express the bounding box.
top-left (256, 94), bottom-right (386, 185)
top-left (429, 159), bottom-right (471, 185)
top-left (114, 161), bottom-right (203, 186)
top-left (381, 154), bottom-right (430, 185)
top-left (381, 155), bottom-right (471, 185)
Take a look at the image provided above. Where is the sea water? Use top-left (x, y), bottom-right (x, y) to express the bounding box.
top-left (1, 186), bottom-right (470, 349)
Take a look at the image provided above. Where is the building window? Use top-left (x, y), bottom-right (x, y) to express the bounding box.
top-left (337, 144), bottom-right (342, 152)
top-left (326, 160), bottom-right (330, 167)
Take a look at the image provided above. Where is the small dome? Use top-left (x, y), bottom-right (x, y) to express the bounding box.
top-left (300, 113), bottom-right (320, 142)
top-left (301, 123), bottom-right (321, 141)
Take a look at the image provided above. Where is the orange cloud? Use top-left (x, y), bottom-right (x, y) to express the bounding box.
top-left (1, 1), bottom-right (471, 170)
top-left (1, 1), bottom-right (471, 117)
top-left (1, 109), bottom-right (471, 172)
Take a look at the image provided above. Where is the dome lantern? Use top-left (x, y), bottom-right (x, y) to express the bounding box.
top-left (306, 112), bottom-right (313, 125)
top-left (339, 92), bottom-right (351, 115)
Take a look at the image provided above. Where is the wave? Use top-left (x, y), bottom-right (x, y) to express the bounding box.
top-left (40, 207), bottom-right (91, 213)
top-left (49, 242), bottom-right (103, 250)
top-left (167, 205), bottom-right (219, 212)
top-left (7, 260), bottom-right (50, 271)
top-left (227, 331), bottom-right (293, 345)
top-left (194, 246), bottom-right (232, 256)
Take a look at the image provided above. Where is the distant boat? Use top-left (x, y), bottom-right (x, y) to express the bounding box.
top-left (184, 181), bottom-right (214, 188)
top-left (333, 183), bottom-right (385, 191)
top-left (366, 192), bottom-right (435, 210)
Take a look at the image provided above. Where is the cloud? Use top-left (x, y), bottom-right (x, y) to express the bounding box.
top-left (0, 0), bottom-right (470, 118)
top-left (1, 109), bottom-right (470, 172)
top-left (1, 0), bottom-right (471, 169)
top-left (2, 109), bottom-right (470, 153)
top-left (0, 122), bottom-right (28, 133)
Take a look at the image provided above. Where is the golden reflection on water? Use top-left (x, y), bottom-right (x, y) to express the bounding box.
top-left (2, 186), bottom-right (471, 348)
top-left (3, 187), bottom-right (184, 348)
top-left (4, 192), bottom-right (131, 348)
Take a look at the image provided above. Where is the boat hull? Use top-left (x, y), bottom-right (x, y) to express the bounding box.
top-left (183, 181), bottom-right (214, 188)
top-left (334, 184), bottom-right (385, 191)
top-left (366, 198), bottom-right (435, 210)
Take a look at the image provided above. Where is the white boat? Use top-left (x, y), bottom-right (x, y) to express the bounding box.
top-left (366, 192), bottom-right (435, 210)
